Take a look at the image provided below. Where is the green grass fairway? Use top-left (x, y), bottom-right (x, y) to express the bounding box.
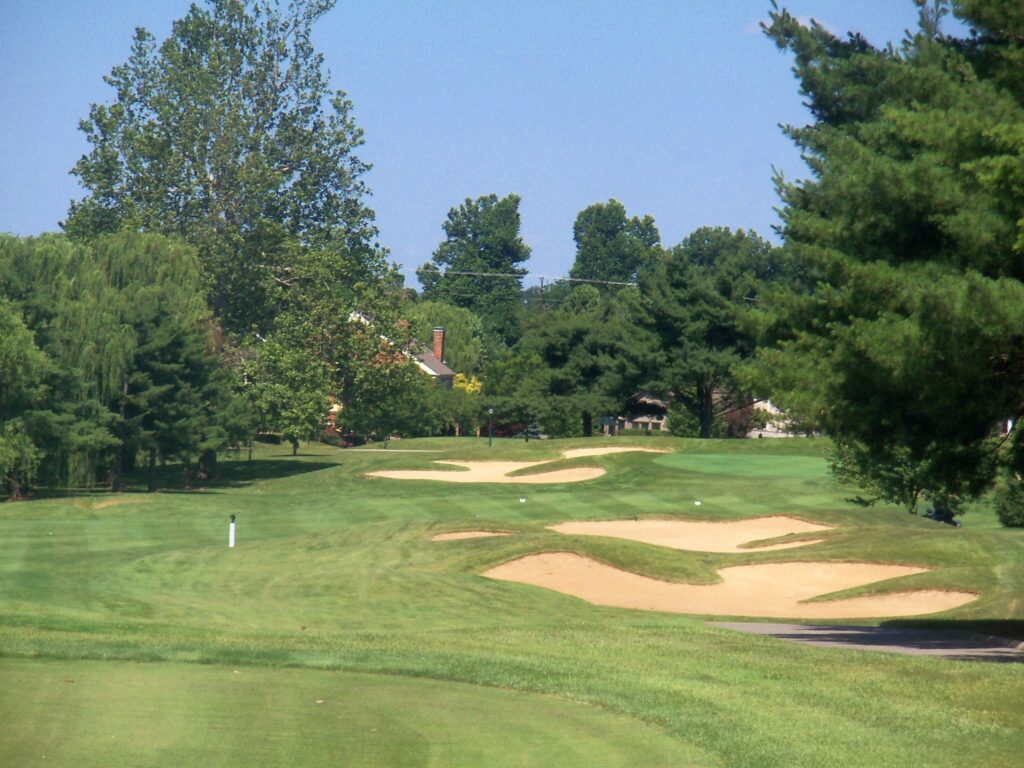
top-left (1, 659), bottom-right (693, 767)
top-left (655, 451), bottom-right (830, 478)
top-left (1, 436), bottom-right (1022, 767)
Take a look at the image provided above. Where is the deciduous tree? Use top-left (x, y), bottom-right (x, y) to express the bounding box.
top-left (404, 301), bottom-right (486, 376)
top-left (0, 304), bottom-right (51, 499)
top-left (244, 337), bottom-right (331, 455)
top-left (65, 0), bottom-right (387, 335)
top-left (570, 200), bottom-right (660, 285)
top-left (417, 194), bottom-right (530, 348)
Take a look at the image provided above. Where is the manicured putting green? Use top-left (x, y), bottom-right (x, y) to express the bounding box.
top-left (0, 659), bottom-right (699, 768)
top-left (656, 452), bottom-right (829, 478)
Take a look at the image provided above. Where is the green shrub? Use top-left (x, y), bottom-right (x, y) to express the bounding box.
top-left (994, 473), bottom-right (1024, 528)
top-left (667, 402), bottom-right (726, 438)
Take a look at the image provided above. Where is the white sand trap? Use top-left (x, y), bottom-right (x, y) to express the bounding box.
top-left (369, 460), bottom-right (605, 484)
top-left (433, 530), bottom-right (514, 541)
top-left (560, 447), bottom-right (668, 460)
top-left (484, 553), bottom-right (978, 619)
top-left (367, 446), bottom-right (665, 484)
top-left (548, 516), bottom-right (832, 553)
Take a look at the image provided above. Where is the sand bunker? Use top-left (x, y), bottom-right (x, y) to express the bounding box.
top-left (432, 530), bottom-right (513, 541)
top-left (370, 460), bottom-right (605, 484)
top-left (484, 553), bottom-right (977, 619)
top-left (548, 516), bottom-right (832, 553)
top-left (560, 447), bottom-right (668, 460)
top-left (367, 446), bottom-right (665, 484)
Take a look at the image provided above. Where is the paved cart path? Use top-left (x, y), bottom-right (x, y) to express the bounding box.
top-left (712, 622), bottom-right (1024, 662)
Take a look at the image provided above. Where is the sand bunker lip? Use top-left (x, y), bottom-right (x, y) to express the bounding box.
top-left (432, 530), bottom-right (514, 541)
top-left (484, 553), bottom-right (978, 619)
top-left (548, 516), bottom-right (832, 553)
top-left (367, 446), bottom-right (667, 484)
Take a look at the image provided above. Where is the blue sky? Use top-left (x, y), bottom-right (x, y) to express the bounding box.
top-left (1, 1), bottom-right (938, 287)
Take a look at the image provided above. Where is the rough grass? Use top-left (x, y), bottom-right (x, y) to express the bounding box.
top-left (1, 436), bottom-right (1022, 767)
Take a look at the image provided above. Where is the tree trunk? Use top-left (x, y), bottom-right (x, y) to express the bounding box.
top-left (199, 448), bottom-right (218, 480)
top-left (698, 384), bottom-right (714, 439)
top-left (113, 444), bottom-right (124, 493)
top-left (582, 411), bottom-right (593, 437)
top-left (147, 448), bottom-right (157, 492)
top-left (113, 379), bottom-right (129, 492)
top-left (7, 476), bottom-right (22, 501)
top-left (183, 457), bottom-right (191, 490)
top-left (290, 439), bottom-right (299, 456)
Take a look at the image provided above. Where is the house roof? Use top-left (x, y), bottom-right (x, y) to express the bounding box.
top-left (351, 310), bottom-right (455, 378)
top-left (415, 349), bottom-right (455, 377)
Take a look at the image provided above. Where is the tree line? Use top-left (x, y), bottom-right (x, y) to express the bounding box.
top-left (1, 0), bottom-right (1022, 527)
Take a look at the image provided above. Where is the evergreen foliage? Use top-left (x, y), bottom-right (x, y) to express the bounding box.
top-left (517, 285), bottom-right (640, 437)
top-left (640, 227), bottom-right (785, 438)
top-left (757, 1), bottom-right (1024, 518)
top-left (0, 233), bottom-right (246, 493)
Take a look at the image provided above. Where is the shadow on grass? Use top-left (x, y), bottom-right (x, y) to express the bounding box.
top-left (716, 622), bottom-right (1024, 663)
top-left (881, 618), bottom-right (1024, 643)
top-left (24, 458), bottom-right (341, 499)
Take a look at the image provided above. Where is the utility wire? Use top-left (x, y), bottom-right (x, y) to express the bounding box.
top-left (438, 270), bottom-right (637, 287)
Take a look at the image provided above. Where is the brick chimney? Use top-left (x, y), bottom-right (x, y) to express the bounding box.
top-left (432, 327), bottom-right (445, 362)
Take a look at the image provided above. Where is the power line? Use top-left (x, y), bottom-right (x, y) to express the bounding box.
top-left (404, 288), bottom-right (575, 305)
top-left (440, 270), bottom-right (637, 287)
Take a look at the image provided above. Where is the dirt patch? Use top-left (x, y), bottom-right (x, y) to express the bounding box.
top-left (548, 516), bottom-right (832, 553)
top-left (484, 553), bottom-right (978, 619)
top-left (433, 531), bottom-right (514, 541)
top-left (72, 495), bottom-right (154, 511)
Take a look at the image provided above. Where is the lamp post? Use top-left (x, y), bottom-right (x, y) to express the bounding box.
top-left (488, 408), bottom-right (494, 447)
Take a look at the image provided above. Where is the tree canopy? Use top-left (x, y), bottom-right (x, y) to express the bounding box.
top-left (517, 285), bottom-right (639, 437)
top-left (755, 0), bottom-right (1024, 515)
top-left (640, 227), bottom-right (784, 438)
top-left (570, 200), bottom-right (660, 285)
top-left (65, 0), bottom-right (388, 335)
top-left (403, 300), bottom-right (486, 376)
top-left (417, 194), bottom-right (530, 348)
top-left (0, 303), bottom-right (52, 499)
top-left (0, 232), bottom-right (246, 494)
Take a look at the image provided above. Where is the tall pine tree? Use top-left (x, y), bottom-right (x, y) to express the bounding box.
top-left (756, 1), bottom-right (1024, 516)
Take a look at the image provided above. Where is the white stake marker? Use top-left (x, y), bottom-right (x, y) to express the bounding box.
top-left (229, 515), bottom-right (236, 548)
